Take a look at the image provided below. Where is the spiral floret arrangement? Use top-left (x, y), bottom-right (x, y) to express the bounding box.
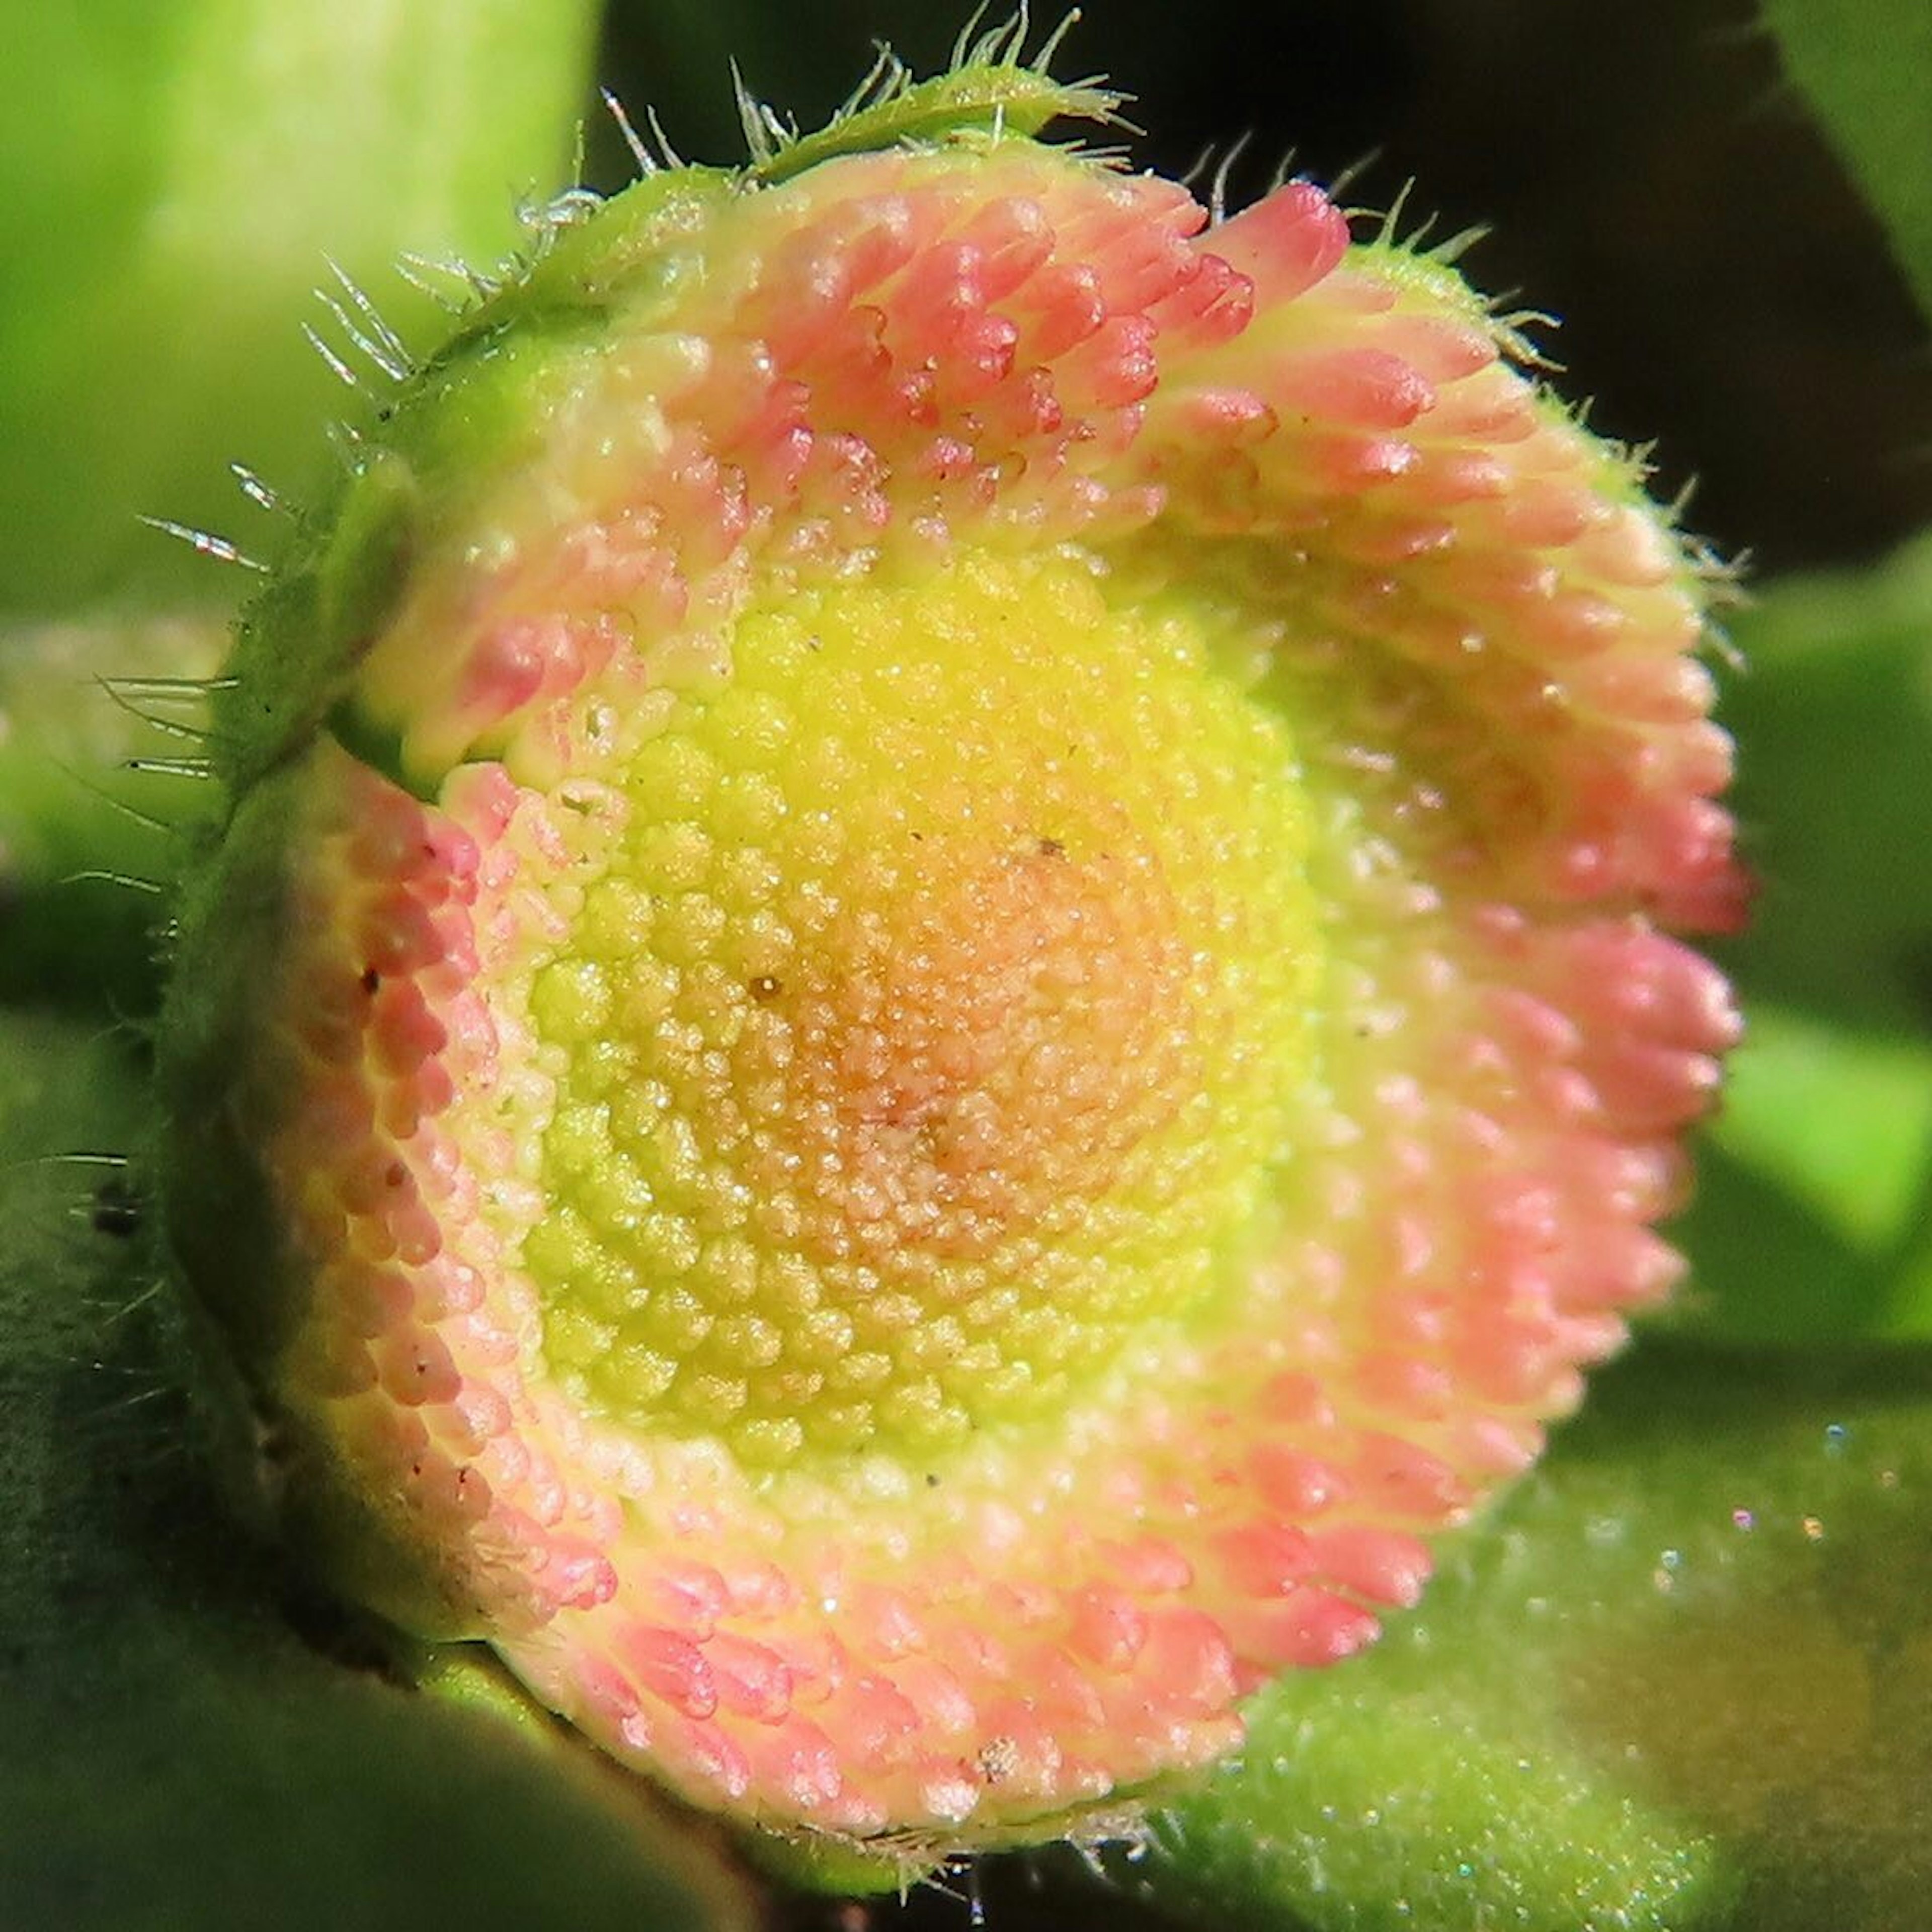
top-left (156, 51), bottom-right (1743, 1858)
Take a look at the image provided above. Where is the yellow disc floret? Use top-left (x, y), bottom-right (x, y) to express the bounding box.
top-left (522, 548), bottom-right (1320, 1468)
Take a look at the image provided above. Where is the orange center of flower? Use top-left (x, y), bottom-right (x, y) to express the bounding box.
top-left (524, 548), bottom-right (1323, 1467)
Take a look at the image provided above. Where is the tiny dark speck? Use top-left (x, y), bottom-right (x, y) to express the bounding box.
top-left (361, 967), bottom-right (381, 995)
top-left (750, 974), bottom-right (783, 1002)
top-left (92, 1183), bottom-right (141, 1238)
top-left (925, 1473), bottom-right (940, 1488)
top-left (1037, 836), bottom-right (1066, 859)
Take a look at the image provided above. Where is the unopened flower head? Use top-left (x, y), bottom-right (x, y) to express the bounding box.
top-left (156, 43), bottom-right (1743, 1861)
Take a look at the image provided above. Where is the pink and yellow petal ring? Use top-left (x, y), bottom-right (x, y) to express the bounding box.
top-left (157, 62), bottom-right (1743, 1861)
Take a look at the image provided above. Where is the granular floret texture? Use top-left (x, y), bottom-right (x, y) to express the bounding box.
top-left (157, 63), bottom-right (1743, 1857)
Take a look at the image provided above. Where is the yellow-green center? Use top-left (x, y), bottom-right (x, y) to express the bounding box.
top-left (524, 550), bottom-right (1320, 1468)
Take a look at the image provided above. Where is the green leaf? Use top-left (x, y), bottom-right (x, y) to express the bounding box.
top-left (0, 0), bottom-right (600, 620)
top-left (0, 1011), bottom-right (759, 1930)
top-left (1125, 1346), bottom-right (1932, 1932)
top-left (1665, 531), bottom-right (1932, 1342)
top-left (1714, 531), bottom-right (1932, 1034)
top-left (1764, 0), bottom-right (1932, 322)
top-left (1673, 1005), bottom-right (1932, 1343)
top-left (0, 616), bottom-right (226, 1012)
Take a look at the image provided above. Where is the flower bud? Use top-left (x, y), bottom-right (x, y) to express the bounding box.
top-left (157, 49), bottom-right (1742, 1860)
